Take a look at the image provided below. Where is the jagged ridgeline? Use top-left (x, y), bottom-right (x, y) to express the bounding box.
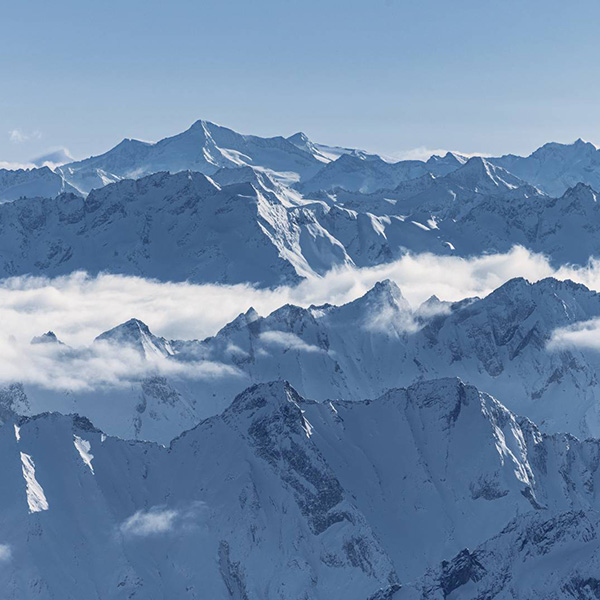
top-left (2, 120), bottom-right (600, 598)
top-left (3, 379), bottom-right (600, 598)
top-left (1, 124), bottom-right (600, 285)
top-left (8, 276), bottom-right (600, 444)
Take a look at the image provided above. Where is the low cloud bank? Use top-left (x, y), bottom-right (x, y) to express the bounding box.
top-left (0, 246), bottom-right (563, 345)
top-left (0, 340), bottom-right (241, 392)
top-left (1, 246), bottom-right (600, 390)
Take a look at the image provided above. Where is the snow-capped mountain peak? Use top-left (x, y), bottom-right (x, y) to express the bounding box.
top-left (30, 331), bottom-right (64, 345)
top-left (225, 380), bottom-right (307, 422)
top-left (444, 156), bottom-right (525, 191)
top-left (490, 138), bottom-right (600, 196)
top-left (95, 318), bottom-right (173, 357)
top-left (344, 279), bottom-right (411, 315)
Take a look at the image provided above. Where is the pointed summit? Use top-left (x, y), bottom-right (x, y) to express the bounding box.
top-left (445, 156), bottom-right (525, 191)
top-left (94, 318), bottom-right (173, 358)
top-left (560, 181), bottom-right (599, 204)
top-left (362, 279), bottom-right (409, 308)
top-left (334, 280), bottom-right (411, 317)
top-left (226, 380), bottom-right (305, 418)
top-left (31, 331), bottom-right (65, 345)
top-left (416, 295), bottom-right (452, 319)
top-left (287, 132), bottom-right (310, 146)
top-left (335, 280), bottom-right (413, 333)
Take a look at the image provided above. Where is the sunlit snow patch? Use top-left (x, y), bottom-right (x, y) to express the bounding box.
top-left (20, 452), bottom-right (49, 513)
top-left (73, 436), bottom-right (94, 474)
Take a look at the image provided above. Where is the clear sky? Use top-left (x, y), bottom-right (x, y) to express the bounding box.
top-left (2, 0), bottom-right (600, 164)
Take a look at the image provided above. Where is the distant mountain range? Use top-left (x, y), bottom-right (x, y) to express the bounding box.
top-left (0, 121), bottom-right (600, 285)
top-left (2, 119), bottom-right (600, 598)
top-left (2, 120), bottom-right (599, 199)
top-left (6, 276), bottom-right (600, 444)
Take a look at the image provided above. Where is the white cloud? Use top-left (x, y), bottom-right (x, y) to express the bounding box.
top-left (259, 331), bottom-right (323, 353)
top-left (120, 507), bottom-right (179, 536)
top-left (31, 147), bottom-right (74, 168)
top-left (548, 318), bottom-right (600, 351)
top-left (362, 304), bottom-right (418, 335)
top-left (120, 502), bottom-right (206, 538)
top-left (0, 338), bottom-right (241, 392)
top-left (1, 246), bottom-right (600, 391)
top-left (0, 147), bottom-right (73, 171)
top-left (8, 129), bottom-right (41, 144)
top-left (0, 161), bottom-right (37, 171)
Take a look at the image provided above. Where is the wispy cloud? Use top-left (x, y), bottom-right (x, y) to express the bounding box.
top-left (120, 507), bottom-right (179, 536)
top-left (120, 502), bottom-right (206, 538)
top-left (31, 147), bottom-right (74, 168)
top-left (0, 338), bottom-right (241, 392)
top-left (0, 147), bottom-right (73, 171)
top-left (259, 331), bottom-right (324, 353)
top-left (1, 247), bottom-right (600, 391)
top-left (8, 129), bottom-right (42, 144)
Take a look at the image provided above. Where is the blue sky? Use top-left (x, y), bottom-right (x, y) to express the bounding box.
top-left (2, 0), bottom-right (600, 164)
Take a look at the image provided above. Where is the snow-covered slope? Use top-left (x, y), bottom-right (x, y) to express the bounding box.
top-left (0, 164), bottom-right (532, 284)
top-left (396, 510), bottom-right (600, 599)
top-left (10, 276), bottom-right (600, 443)
top-left (0, 384), bottom-right (394, 599)
top-left (0, 170), bottom-right (358, 285)
top-left (0, 157), bottom-right (569, 285)
top-left (164, 277), bottom-right (600, 439)
top-left (2, 379), bottom-right (600, 598)
top-left (287, 131), bottom-right (382, 163)
top-left (490, 138), bottom-right (600, 197)
top-left (5, 127), bottom-right (600, 278)
top-left (0, 167), bottom-right (79, 202)
top-left (195, 276), bottom-right (600, 438)
top-left (95, 318), bottom-right (174, 358)
top-left (57, 120), bottom-right (324, 194)
top-left (316, 157), bottom-right (600, 266)
top-left (403, 175), bottom-right (600, 265)
top-left (299, 153), bottom-right (434, 194)
top-left (298, 137), bottom-right (600, 199)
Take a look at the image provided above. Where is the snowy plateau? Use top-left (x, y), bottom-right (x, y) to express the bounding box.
top-left (3, 120), bottom-right (600, 598)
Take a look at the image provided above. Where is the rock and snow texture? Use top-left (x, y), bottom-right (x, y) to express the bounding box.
top-left (4, 123), bottom-right (600, 280)
top-left (0, 170), bottom-right (363, 285)
top-left (56, 120), bottom-right (325, 193)
top-left (0, 167), bottom-right (79, 202)
top-left (489, 137), bottom-right (600, 197)
top-left (5, 119), bottom-right (600, 598)
top-left (395, 511), bottom-right (600, 599)
top-left (19, 452), bottom-right (49, 513)
top-left (1, 379), bottom-right (600, 598)
top-left (95, 318), bottom-right (174, 358)
top-left (0, 386), bottom-right (396, 600)
top-left (5, 152), bottom-right (600, 286)
top-left (11, 275), bottom-right (600, 443)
